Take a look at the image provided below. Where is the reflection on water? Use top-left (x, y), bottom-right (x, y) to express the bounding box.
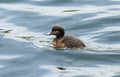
top-left (40, 65), bottom-right (120, 77)
top-left (0, 0), bottom-right (120, 77)
top-left (0, 29), bottom-right (12, 33)
top-left (0, 55), bottom-right (22, 60)
top-left (63, 10), bottom-right (79, 12)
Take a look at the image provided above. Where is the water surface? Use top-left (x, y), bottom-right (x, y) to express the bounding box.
top-left (0, 0), bottom-right (120, 77)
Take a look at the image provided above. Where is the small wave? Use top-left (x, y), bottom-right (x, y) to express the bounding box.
top-left (31, 0), bottom-right (44, 1)
top-left (0, 3), bottom-right (120, 17)
top-left (0, 65), bottom-right (4, 68)
top-left (40, 65), bottom-right (120, 77)
top-left (0, 55), bottom-right (22, 60)
top-left (80, 26), bottom-right (120, 51)
top-left (90, 26), bottom-right (120, 33)
top-left (0, 17), bottom-right (52, 49)
top-left (85, 39), bottom-right (120, 51)
top-left (110, 0), bottom-right (120, 1)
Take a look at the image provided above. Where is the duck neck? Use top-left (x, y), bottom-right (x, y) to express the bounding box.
top-left (56, 32), bottom-right (64, 38)
top-left (56, 36), bottom-right (63, 38)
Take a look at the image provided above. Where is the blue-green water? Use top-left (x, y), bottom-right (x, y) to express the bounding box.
top-left (0, 0), bottom-right (120, 77)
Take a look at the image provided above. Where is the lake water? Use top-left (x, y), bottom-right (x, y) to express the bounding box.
top-left (0, 0), bottom-right (120, 77)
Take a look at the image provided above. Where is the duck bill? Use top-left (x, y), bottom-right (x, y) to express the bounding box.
top-left (47, 31), bottom-right (58, 35)
top-left (46, 32), bottom-right (53, 35)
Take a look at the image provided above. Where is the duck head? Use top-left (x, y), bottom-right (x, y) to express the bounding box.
top-left (49, 25), bottom-right (65, 38)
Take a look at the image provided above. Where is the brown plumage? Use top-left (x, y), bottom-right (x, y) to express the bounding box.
top-left (49, 25), bottom-right (86, 48)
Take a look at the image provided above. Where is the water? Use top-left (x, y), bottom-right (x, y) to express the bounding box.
top-left (0, 0), bottom-right (120, 77)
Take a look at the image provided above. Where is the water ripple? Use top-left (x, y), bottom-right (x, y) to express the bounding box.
top-left (0, 4), bottom-right (120, 17)
top-left (40, 65), bottom-right (120, 77)
top-left (0, 55), bottom-right (22, 60)
top-left (0, 17), bottom-right (51, 48)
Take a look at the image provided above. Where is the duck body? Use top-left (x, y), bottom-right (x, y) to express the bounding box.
top-left (52, 36), bottom-right (85, 48)
top-left (49, 25), bottom-right (86, 48)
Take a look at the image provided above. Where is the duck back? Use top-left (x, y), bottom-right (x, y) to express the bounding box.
top-left (52, 36), bottom-right (86, 48)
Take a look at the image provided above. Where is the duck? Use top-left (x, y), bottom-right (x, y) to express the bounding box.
top-left (48, 25), bottom-right (86, 48)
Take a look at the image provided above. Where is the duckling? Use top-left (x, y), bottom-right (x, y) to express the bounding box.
top-left (49, 25), bottom-right (86, 48)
